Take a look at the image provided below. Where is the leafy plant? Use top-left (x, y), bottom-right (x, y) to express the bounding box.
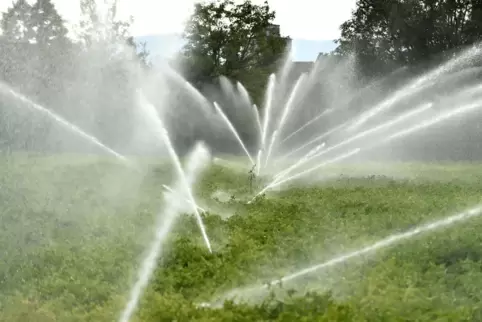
top-left (1, 156), bottom-right (482, 321)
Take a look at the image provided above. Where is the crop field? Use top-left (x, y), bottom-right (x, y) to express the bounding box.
top-left (1, 154), bottom-right (482, 321)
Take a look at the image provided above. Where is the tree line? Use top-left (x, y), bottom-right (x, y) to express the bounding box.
top-left (336, 0), bottom-right (482, 78)
top-left (0, 0), bottom-right (150, 153)
top-left (176, 0), bottom-right (482, 159)
top-left (3, 0), bottom-right (482, 103)
top-left (166, 0), bottom-right (482, 112)
top-left (1, 0), bottom-right (482, 156)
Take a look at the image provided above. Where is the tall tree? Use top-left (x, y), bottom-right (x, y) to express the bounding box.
top-left (181, 0), bottom-right (289, 100)
top-left (336, 0), bottom-right (482, 78)
top-left (335, 0), bottom-right (410, 77)
top-left (30, 0), bottom-right (69, 47)
top-left (0, 0), bottom-right (33, 86)
top-left (62, 0), bottom-right (150, 148)
top-left (77, 0), bottom-right (149, 65)
top-left (78, 0), bottom-right (127, 46)
top-left (1, 0), bottom-right (33, 42)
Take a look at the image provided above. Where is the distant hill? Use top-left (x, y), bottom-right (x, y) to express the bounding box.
top-left (134, 34), bottom-right (338, 62)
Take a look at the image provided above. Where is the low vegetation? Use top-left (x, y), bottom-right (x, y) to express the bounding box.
top-left (1, 156), bottom-right (482, 321)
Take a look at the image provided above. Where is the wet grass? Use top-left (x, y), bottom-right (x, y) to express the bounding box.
top-left (1, 155), bottom-right (481, 321)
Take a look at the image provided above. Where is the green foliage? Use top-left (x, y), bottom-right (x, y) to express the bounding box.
top-left (77, 0), bottom-right (149, 65)
top-left (30, 0), bottom-right (69, 47)
top-left (1, 0), bottom-right (68, 48)
top-left (0, 0), bottom-right (149, 76)
top-left (181, 0), bottom-right (289, 103)
top-left (1, 0), bottom-right (34, 41)
top-left (0, 0), bottom-right (150, 148)
top-left (336, 0), bottom-right (482, 77)
top-left (78, 0), bottom-right (139, 52)
top-left (1, 156), bottom-right (482, 320)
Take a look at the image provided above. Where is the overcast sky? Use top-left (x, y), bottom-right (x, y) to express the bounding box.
top-left (0, 0), bottom-right (356, 40)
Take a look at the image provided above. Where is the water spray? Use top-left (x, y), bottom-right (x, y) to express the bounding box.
top-left (212, 203), bottom-right (482, 305)
top-left (214, 102), bottom-right (255, 166)
top-left (255, 99), bottom-right (482, 197)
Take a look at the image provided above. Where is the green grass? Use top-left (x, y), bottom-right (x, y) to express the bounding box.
top-left (1, 155), bottom-right (482, 321)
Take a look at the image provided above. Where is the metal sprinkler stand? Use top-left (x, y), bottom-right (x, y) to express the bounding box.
top-left (248, 164), bottom-right (257, 193)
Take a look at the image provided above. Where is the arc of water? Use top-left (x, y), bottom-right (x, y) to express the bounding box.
top-left (264, 74), bottom-right (307, 167)
top-left (220, 76), bottom-right (234, 93)
top-left (159, 129), bottom-right (212, 253)
top-left (255, 149), bottom-right (262, 175)
top-left (237, 81), bottom-right (251, 106)
top-left (235, 82), bottom-right (261, 140)
top-left (263, 130), bottom-right (278, 168)
top-left (272, 102), bottom-right (433, 184)
top-left (383, 99), bottom-right (482, 143)
top-left (119, 143), bottom-right (210, 322)
top-left (161, 65), bottom-right (214, 116)
top-left (120, 198), bottom-right (182, 322)
top-left (250, 148), bottom-right (361, 201)
top-left (273, 142), bottom-right (326, 181)
top-left (275, 205), bottom-right (482, 284)
top-left (253, 105), bottom-right (263, 177)
top-left (277, 66), bottom-right (412, 147)
top-left (278, 119), bottom-right (351, 161)
top-left (279, 107), bottom-right (336, 144)
top-left (0, 82), bottom-right (131, 165)
top-left (213, 102), bottom-right (255, 166)
top-left (275, 74), bottom-right (307, 135)
top-left (218, 203), bottom-right (482, 303)
top-left (270, 49), bottom-right (295, 106)
top-left (278, 50), bottom-right (295, 88)
top-left (257, 74), bottom-right (276, 175)
top-left (220, 76), bottom-right (237, 105)
top-left (340, 69), bottom-right (482, 138)
top-left (137, 91), bottom-right (212, 252)
top-left (236, 82), bottom-right (259, 136)
top-left (349, 44), bottom-right (482, 130)
top-left (304, 103), bottom-right (433, 162)
top-left (277, 67), bottom-right (409, 146)
top-left (255, 99), bottom-right (482, 196)
top-left (252, 104), bottom-right (262, 140)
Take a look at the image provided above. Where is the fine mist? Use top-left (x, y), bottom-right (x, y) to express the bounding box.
top-left (3, 1), bottom-right (482, 321)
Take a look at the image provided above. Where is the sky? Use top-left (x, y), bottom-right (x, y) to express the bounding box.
top-left (0, 0), bottom-right (355, 40)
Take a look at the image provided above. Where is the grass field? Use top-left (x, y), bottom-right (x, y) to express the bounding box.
top-left (1, 154), bottom-right (482, 321)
